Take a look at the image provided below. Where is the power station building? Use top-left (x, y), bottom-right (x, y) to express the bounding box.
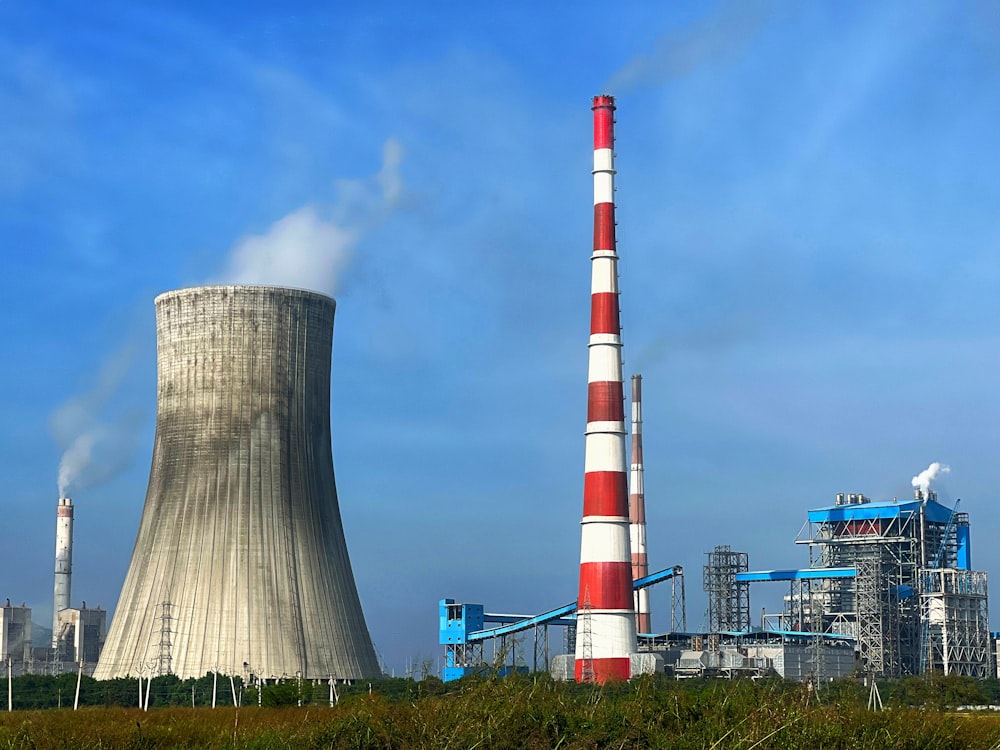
top-left (0, 600), bottom-right (32, 676)
top-left (678, 489), bottom-right (991, 680)
top-left (433, 94), bottom-right (993, 686)
top-left (94, 285), bottom-right (380, 681)
top-left (783, 489), bottom-right (990, 677)
top-left (54, 605), bottom-right (107, 668)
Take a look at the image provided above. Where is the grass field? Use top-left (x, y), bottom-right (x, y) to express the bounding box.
top-left (3, 673), bottom-right (1000, 749)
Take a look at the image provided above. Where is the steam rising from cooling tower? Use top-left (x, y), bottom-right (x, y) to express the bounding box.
top-left (219, 138), bottom-right (404, 295)
top-left (94, 285), bottom-right (379, 680)
top-left (912, 461), bottom-right (950, 496)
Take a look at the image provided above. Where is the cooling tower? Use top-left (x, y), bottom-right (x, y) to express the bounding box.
top-left (94, 285), bottom-right (380, 680)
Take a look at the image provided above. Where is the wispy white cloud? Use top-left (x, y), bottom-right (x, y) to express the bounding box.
top-left (780, 5), bottom-right (945, 187)
top-left (0, 42), bottom-right (80, 196)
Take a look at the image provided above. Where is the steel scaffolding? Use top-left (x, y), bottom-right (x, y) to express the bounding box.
top-left (791, 491), bottom-right (989, 678)
top-left (670, 569), bottom-right (688, 632)
top-left (854, 550), bottom-right (904, 677)
top-left (919, 569), bottom-right (990, 677)
top-left (703, 546), bottom-right (750, 632)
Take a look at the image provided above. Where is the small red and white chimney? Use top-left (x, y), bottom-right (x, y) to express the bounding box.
top-left (575, 94), bottom-right (636, 683)
top-left (629, 374), bottom-right (650, 634)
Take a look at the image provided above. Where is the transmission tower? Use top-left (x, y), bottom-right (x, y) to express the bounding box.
top-left (157, 601), bottom-right (173, 676)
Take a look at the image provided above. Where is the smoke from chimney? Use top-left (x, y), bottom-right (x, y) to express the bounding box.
top-left (605, 0), bottom-right (777, 93)
top-left (50, 342), bottom-right (145, 497)
top-left (911, 461), bottom-right (950, 496)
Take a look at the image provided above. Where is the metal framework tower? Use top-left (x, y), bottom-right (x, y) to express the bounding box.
top-left (920, 569), bottom-right (990, 677)
top-left (629, 374), bottom-right (651, 634)
top-left (95, 285), bottom-right (380, 680)
top-left (854, 550), bottom-right (903, 677)
top-left (156, 601), bottom-right (173, 676)
top-left (670, 568), bottom-right (688, 632)
top-left (574, 94), bottom-right (637, 683)
top-left (703, 546), bottom-right (750, 632)
top-left (577, 588), bottom-right (595, 683)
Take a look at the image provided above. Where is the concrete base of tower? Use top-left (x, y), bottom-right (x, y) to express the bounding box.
top-left (549, 653), bottom-right (663, 682)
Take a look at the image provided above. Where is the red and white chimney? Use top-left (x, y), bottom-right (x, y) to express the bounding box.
top-left (575, 94), bottom-right (636, 683)
top-left (629, 374), bottom-right (651, 634)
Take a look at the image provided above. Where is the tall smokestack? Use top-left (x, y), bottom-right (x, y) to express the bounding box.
top-left (575, 94), bottom-right (636, 683)
top-left (94, 285), bottom-right (380, 680)
top-left (52, 497), bottom-right (73, 648)
top-left (629, 374), bottom-right (650, 634)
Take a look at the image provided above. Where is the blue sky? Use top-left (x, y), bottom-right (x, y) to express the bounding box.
top-left (1, 1), bottom-right (998, 674)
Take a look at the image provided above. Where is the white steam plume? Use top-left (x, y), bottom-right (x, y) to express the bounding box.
top-left (50, 342), bottom-right (146, 497)
top-left (219, 138), bottom-right (404, 295)
top-left (911, 461), bottom-right (950, 496)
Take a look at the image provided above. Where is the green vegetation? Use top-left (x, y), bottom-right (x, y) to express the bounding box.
top-left (2, 673), bottom-right (1000, 748)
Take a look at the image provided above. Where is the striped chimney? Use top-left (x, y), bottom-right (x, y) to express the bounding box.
top-left (575, 94), bottom-right (636, 683)
top-left (629, 374), bottom-right (651, 634)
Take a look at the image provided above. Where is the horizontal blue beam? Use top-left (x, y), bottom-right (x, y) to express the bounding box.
top-left (468, 603), bottom-right (577, 641)
top-left (736, 567), bottom-right (856, 582)
top-left (633, 565), bottom-right (683, 589)
top-left (467, 565), bottom-right (683, 641)
top-left (751, 629), bottom-right (855, 641)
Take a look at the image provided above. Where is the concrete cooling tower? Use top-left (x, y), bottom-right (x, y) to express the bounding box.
top-left (94, 285), bottom-right (380, 680)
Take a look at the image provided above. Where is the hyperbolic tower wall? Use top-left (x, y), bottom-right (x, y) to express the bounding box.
top-left (95, 285), bottom-right (380, 680)
top-left (575, 94), bottom-right (638, 683)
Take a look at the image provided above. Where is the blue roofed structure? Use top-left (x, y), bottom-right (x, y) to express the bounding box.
top-left (776, 489), bottom-right (988, 678)
top-left (806, 496), bottom-right (954, 525)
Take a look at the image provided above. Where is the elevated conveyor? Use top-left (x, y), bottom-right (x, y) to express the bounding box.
top-left (440, 565), bottom-right (684, 679)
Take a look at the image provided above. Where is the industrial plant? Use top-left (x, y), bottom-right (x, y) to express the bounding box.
top-left (0, 497), bottom-right (108, 676)
top-left (5, 286), bottom-right (379, 682)
top-left (436, 95), bottom-right (995, 685)
top-left (2, 95), bottom-right (995, 688)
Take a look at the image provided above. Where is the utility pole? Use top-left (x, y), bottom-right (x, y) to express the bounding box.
top-left (73, 661), bottom-right (83, 710)
top-left (7, 657), bottom-right (12, 712)
top-left (144, 660), bottom-right (153, 711)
